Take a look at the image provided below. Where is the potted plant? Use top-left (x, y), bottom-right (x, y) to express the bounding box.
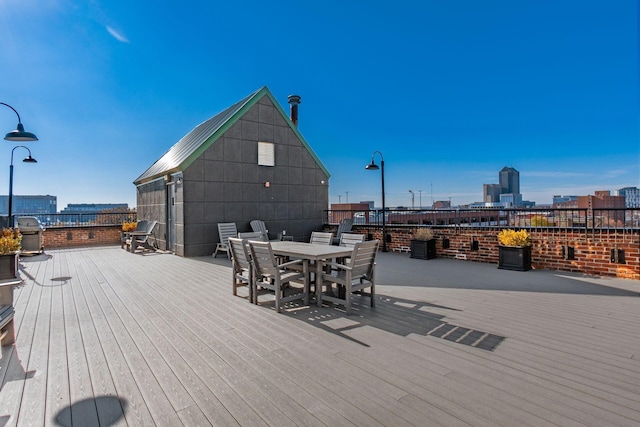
top-left (497, 229), bottom-right (532, 271)
top-left (0, 228), bottom-right (22, 280)
top-left (410, 227), bottom-right (437, 260)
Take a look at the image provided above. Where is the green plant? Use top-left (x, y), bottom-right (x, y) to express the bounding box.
top-left (413, 227), bottom-right (435, 240)
top-left (497, 229), bottom-right (531, 247)
top-left (0, 228), bottom-right (22, 254)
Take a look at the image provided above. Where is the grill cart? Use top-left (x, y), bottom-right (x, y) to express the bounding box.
top-left (16, 216), bottom-right (45, 254)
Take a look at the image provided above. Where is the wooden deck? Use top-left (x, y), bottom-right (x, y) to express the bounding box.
top-left (1, 246), bottom-right (639, 426)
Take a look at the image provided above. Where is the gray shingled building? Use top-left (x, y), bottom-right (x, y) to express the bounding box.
top-left (134, 86), bottom-right (330, 256)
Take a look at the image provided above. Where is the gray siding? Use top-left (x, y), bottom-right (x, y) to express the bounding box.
top-left (181, 96), bottom-right (328, 257)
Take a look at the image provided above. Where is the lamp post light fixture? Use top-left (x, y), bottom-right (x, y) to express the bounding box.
top-left (409, 189), bottom-right (415, 209)
top-left (1, 102), bottom-right (39, 142)
top-left (365, 151), bottom-right (387, 252)
top-left (8, 146), bottom-right (37, 227)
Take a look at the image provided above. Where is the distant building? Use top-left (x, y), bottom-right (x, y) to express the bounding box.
top-left (483, 184), bottom-right (501, 203)
top-left (481, 166), bottom-right (524, 207)
top-left (499, 167), bottom-right (520, 194)
top-left (577, 191), bottom-right (625, 209)
top-left (553, 195), bottom-right (578, 207)
top-left (0, 195), bottom-right (57, 215)
top-left (61, 203), bottom-right (129, 213)
top-left (499, 193), bottom-right (523, 208)
top-left (616, 187), bottom-right (640, 208)
top-left (432, 200), bottom-right (451, 209)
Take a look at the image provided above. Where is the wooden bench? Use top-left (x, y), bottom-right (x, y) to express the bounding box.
top-left (0, 278), bottom-right (21, 346)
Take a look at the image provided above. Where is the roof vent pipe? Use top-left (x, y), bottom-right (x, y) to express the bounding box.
top-left (288, 94), bottom-right (301, 127)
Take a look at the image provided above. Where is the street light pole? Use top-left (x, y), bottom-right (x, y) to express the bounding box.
top-left (409, 189), bottom-right (414, 209)
top-left (365, 151), bottom-right (387, 252)
top-left (8, 146), bottom-right (37, 226)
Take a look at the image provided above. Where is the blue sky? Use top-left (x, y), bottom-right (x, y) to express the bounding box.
top-left (0, 0), bottom-right (637, 210)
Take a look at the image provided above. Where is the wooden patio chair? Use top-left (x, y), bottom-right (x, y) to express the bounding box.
top-left (250, 219), bottom-right (271, 242)
top-left (213, 222), bottom-right (238, 259)
top-left (237, 231), bottom-right (266, 241)
top-left (248, 240), bottom-right (308, 313)
top-left (332, 218), bottom-right (354, 245)
top-left (319, 240), bottom-right (379, 315)
top-left (127, 220), bottom-right (158, 254)
top-left (122, 219), bottom-right (148, 249)
top-left (334, 232), bottom-right (366, 268)
top-left (228, 237), bottom-right (254, 302)
top-left (338, 232), bottom-right (365, 248)
top-left (309, 231), bottom-right (333, 245)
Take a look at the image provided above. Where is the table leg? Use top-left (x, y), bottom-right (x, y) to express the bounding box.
top-left (315, 260), bottom-right (322, 305)
top-left (303, 260), bottom-right (310, 305)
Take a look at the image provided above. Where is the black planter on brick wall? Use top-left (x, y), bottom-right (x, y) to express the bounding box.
top-left (410, 239), bottom-right (437, 260)
top-left (498, 245), bottom-right (532, 271)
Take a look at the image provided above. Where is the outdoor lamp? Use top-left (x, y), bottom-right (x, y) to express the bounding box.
top-left (365, 151), bottom-right (387, 252)
top-left (1, 102), bottom-right (38, 141)
top-left (8, 146), bottom-right (38, 227)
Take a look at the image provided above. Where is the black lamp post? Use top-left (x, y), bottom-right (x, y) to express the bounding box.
top-left (1, 103), bottom-right (39, 142)
top-left (2, 103), bottom-right (38, 227)
top-left (9, 146), bottom-right (37, 227)
top-left (365, 151), bottom-right (387, 252)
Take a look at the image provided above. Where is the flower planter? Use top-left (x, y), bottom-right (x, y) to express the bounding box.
top-left (410, 239), bottom-right (436, 260)
top-left (498, 245), bottom-right (531, 271)
top-left (0, 253), bottom-right (19, 280)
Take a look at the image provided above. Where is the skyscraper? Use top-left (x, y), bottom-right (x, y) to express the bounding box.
top-left (499, 167), bottom-right (519, 194)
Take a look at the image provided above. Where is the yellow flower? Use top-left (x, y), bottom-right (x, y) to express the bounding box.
top-left (0, 228), bottom-right (22, 254)
top-left (497, 229), bottom-right (531, 247)
top-left (122, 221), bottom-right (138, 232)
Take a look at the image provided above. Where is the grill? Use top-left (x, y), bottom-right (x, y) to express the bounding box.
top-left (16, 216), bottom-right (45, 254)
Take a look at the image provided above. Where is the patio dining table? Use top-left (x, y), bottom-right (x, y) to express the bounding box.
top-left (270, 241), bottom-right (353, 305)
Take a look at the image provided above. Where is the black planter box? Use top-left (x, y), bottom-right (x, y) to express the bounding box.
top-left (0, 253), bottom-right (18, 280)
top-left (410, 239), bottom-right (437, 260)
top-left (498, 245), bottom-right (531, 271)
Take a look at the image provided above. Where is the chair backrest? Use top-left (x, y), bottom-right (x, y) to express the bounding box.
top-left (336, 218), bottom-right (354, 239)
top-left (248, 241), bottom-right (278, 276)
top-left (310, 231), bottom-right (333, 245)
top-left (339, 233), bottom-right (365, 248)
top-left (349, 240), bottom-right (379, 278)
top-left (237, 231), bottom-right (266, 241)
top-left (250, 220), bottom-right (269, 241)
top-left (135, 220), bottom-right (149, 232)
top-left (135, 220), bottom-right (157, 243)
top-left (218, 222), bottom-right (238, 245)
top-left (228, 237), bottom-right (251, 271)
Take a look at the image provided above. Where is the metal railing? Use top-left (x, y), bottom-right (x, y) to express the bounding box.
top-left (3, 212), bottom-right (137, 228)
top-left (325, 208), bottom-right (640, 232)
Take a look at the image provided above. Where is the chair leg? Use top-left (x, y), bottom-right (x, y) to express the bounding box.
top-left (275, 280), bottom-right (281, 313)
top-left (370, 281), bottom-right (375, 308)
top-left (345, 283), bottom-right (352, 315)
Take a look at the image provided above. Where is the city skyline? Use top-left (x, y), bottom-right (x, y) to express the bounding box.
top-left (0, 1), bottom-right (637, 209)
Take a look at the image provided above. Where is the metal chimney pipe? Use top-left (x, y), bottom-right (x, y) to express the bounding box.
top-left (288, 94), bottom-right (301, 127)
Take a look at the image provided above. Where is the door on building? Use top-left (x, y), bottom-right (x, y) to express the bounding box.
top-left (166, 180), bottom-right (177, 252)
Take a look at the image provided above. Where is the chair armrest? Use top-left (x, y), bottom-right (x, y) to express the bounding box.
top-left (324, 261), bottom-right (351, 271)
top-left (278, 259), bottom-right (305, 269)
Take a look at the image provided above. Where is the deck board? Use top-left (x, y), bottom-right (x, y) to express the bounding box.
top-left (0, 247), bottom-right (639, 426)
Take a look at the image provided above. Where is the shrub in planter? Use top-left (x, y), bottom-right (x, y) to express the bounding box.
top-left (0, 228), bottom-right (21, 280)
top-left (497, 229), bottom-right (531, 271)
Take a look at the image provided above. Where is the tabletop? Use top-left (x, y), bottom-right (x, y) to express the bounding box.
top-left (270, 241), bottom-right (353, 260)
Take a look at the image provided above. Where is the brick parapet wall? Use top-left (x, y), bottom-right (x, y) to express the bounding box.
top-left (42, 226), bottom-right (122, 249)
top-left (326, 225), bottom-right (639, 280)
